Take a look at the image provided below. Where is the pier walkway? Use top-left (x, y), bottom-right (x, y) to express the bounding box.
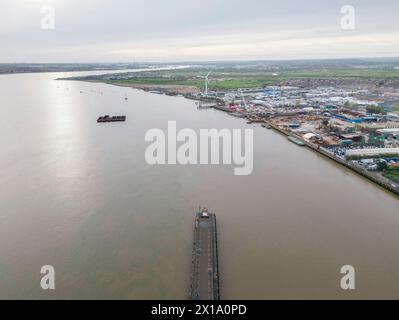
top-left (190, 209), bottom-right (220, 300)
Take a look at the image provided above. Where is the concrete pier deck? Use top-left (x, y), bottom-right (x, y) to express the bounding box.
top-left (190, 209), bottom-right (220, 300)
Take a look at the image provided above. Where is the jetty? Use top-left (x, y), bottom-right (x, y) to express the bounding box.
top-left (190, 208), bottom-right (220, 300)
top-left (288, 135), bottom-right (306, 146)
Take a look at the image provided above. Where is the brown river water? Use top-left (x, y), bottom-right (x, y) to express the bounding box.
top-left (0, 71), bottom-right (398, 299)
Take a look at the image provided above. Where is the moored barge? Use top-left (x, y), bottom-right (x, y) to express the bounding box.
top-left (97, 115), bottom-right (126, 123)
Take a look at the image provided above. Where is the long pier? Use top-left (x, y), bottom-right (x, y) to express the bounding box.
top-left (190, 209), bottom-right (220, 300)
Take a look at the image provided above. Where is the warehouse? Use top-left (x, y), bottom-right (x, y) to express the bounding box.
top-left (345, 148), bottom-right (399, 160)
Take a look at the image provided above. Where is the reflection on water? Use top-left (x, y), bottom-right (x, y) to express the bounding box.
top-left (0, 72), bottom-right (398, 299)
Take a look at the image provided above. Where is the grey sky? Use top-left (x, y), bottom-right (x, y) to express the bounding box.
top-left (1, 0), bottom-right (399, 62)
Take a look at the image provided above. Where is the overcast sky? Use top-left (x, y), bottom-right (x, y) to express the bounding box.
top-left (1, 0), bottom-right (399, 62)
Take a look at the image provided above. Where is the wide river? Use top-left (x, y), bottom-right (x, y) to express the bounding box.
top-left (0, 71), bottom-right (398, 299)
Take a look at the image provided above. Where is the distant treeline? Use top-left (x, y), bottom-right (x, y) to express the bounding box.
top-left (0, 63), bottom-right (150, 75)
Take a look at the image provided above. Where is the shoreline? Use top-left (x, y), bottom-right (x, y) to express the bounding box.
top-left (264, 119), bottom-right (399, 197)
top-left (81, 79), bottom-right (399, 198)
top-left (108, 81), bottom-right (201, 96)
top-left (212, 104), bottom-right (399, 198)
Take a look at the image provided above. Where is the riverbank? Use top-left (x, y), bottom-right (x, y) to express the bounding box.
top-left (70, 75), bottom-right (399, 198)
top-left (264, 118), bottom-right (399, 197)
top-left (109, 82), bottom-right (201, 96)
top-left (212, 106), bottom-right (399, 198)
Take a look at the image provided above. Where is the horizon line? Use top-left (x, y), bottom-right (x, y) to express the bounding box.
top-left (2, 56), bottom-right (399, 65)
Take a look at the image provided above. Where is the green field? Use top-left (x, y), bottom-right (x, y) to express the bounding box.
top-left (118, 77), bottom-right (270, 89)
top-left (113, 68), bottom-right (399, 91)
top-left (384, 168), bottom-right (399, 183)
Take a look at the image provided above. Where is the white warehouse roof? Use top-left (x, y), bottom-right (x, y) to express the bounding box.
top-left (377, 128), bottom-right (399, 134)
top-left (303, 133), bottom-right (317, 140)
top-left (345, 148), bottom-right (399, 159)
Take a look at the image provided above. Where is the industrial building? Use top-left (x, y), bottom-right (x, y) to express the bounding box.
top-left (345, 148), bottom-right (399, 160)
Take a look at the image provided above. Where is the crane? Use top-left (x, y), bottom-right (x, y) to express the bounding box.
top-left (203, 71), bottom-right (212, 96)
top-left (240, 89), bottom-right (249, 112)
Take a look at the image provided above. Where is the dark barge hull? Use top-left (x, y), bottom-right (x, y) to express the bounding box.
top-left (190, 211), bottom-right (220, 300)
top-left (97, 116), bottom-right (126, 123)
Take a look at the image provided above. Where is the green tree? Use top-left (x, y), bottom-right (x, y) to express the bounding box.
top-left (344, 101), bottom-right (354, 109)
top-left (377, 161), bottom-right (388, 171)
top-left (366, 105), bottom-right (385, 115)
